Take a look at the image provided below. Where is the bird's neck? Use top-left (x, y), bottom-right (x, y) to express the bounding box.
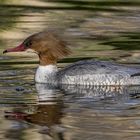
top-left (35, 64), bottom-right (58, 84)
top-left (39, 52), bottom-right (57, 65)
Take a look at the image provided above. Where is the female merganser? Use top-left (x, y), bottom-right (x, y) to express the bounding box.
top-left (3, 31), bottom-right (140, 85)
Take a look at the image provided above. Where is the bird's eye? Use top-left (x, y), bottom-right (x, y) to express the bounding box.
top-left (24, 40), bottom-right (32, 48)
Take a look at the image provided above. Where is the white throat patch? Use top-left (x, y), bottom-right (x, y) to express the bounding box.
top-left (35, 65), bottom-right (58, 83)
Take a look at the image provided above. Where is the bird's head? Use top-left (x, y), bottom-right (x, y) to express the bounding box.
top-left (3, 31), bottom-right (71, 65)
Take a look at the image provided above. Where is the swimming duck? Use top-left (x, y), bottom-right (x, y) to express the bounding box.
top-left (3, 31), bottom-right (140, 85)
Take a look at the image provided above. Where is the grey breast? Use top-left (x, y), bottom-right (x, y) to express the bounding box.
top-left (57, 60), bottom-right (140, 85)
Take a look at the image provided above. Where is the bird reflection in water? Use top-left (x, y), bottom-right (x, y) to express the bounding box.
top-left (4, 84), bottom-right (140, 140)
top-left (4, 83), bottom-right (64, 140)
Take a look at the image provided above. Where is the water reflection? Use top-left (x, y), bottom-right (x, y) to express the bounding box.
top-left (3, 83), bottom-right (140, 140)
top-left (4, 83), bottom-right (64, 140)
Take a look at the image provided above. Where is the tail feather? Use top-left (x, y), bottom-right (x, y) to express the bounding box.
top-left (131, 73), bottom-right (140, 77)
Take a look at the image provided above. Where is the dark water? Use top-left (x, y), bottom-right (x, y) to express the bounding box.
top-left (0, 0), bottom-right (140, 140)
